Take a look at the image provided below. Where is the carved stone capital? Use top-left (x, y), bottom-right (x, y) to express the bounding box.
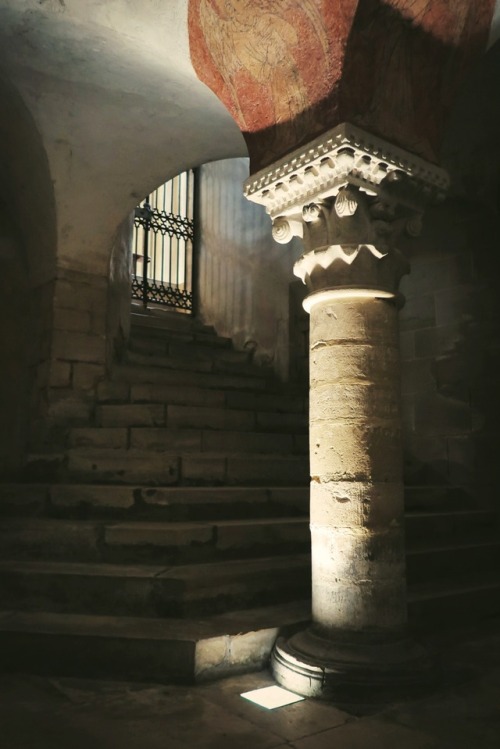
top-left (294, 243), bottom-right (410, 308)
top-left (244, 123), bottom-right (448, 299)
top-left (244, 122), bottom-right (448, 218)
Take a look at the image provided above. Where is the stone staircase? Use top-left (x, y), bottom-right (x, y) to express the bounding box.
top-left (0, 311), bottom-right (311, 682)
top-left (0, 310), bottom-right (499, 683)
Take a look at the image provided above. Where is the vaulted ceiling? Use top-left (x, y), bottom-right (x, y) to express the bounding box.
top-left (0, 1), bottom-right (245, 277)
top-left (0, 0), bottom-right (498, 278)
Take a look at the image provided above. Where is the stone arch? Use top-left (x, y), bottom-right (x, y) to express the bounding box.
top-left (0, 75), bottom-right (57, 472)
top-left (0, 74), bottom-right (57, 284)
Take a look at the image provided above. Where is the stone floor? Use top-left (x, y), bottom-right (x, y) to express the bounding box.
top-left (1, 619), bottom-right (499, 749)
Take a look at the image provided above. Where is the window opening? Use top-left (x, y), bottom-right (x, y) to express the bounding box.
top-left (132, 169), bottom-right (195, 312)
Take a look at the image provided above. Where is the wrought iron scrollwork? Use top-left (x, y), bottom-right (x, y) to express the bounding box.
top-left (132, 171), bottom-right (195, 312)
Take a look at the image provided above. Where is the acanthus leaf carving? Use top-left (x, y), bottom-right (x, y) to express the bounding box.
top-left (294, 243), bottom-right (388, 284)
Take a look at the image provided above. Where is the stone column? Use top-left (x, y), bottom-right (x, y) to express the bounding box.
top-left (244, 124), bottom-right (448, 705)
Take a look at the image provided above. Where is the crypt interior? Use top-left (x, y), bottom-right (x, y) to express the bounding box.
top-left (0, 1), bottom-right (500, 746)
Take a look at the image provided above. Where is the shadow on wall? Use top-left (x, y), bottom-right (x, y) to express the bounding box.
top-left (0, 204), bottom-right (32, 474)
top-left (196, 158), bottom-right (302, 380)
top-left (399, 192), bottom-right (500, 511)
top-left (398, 39), bottom-right (500, 511)
top-left (0, 75), bottom-right (57, 287)
top-left (0, 75), bottom-right (57, 474)
top-left (107, 213), bottom-right (134, 365)
top-left (441, 39), bottom-right (500, 212)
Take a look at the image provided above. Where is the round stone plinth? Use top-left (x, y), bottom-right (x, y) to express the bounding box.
top-left (271, 627), bottom-right (434, 709)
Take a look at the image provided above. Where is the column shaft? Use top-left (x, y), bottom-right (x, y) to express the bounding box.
top-left (308, 296), bottom-right (406, 634)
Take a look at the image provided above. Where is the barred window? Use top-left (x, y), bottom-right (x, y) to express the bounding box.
top-left (132, 170), bottom-right (195, 312)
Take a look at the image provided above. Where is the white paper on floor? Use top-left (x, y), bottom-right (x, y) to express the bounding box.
top-left (240, 685), bottom-right (305, 710)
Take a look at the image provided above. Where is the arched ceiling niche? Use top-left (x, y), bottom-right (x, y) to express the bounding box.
top-left (0, 74), bottom-right (56, 286)
top-left (0, 0), bottom-right (246, 277)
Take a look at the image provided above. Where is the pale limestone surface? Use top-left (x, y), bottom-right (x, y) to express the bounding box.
top-left (308, 297), bottom-right (406, 633)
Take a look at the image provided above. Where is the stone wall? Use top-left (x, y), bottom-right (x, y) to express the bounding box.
top-left (25, 213), bottom-right (133, 457)
top-left (399, 199), bottom-right (500, 510)
top-left (399, 40), bottom-right (500, 511)
top-left (29, 268), bottom-right (108, 453)
top-left (0, 204), bottom-right (32, 475)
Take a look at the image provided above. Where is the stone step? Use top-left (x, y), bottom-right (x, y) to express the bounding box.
top-left (404, 485), bottom-right (479, 512)
top-left (0, 484), bottom-right (310, 520)
top-left (111, 364), bottom-right (270, 392)
top-left (0, 600), bottom-right (310, 683)
top-left (65, 449), bottom-right (179, 485)
top-left (407, 575), bottom-right (500, 629)
top-left (130, 310), bottom-right (216, 336)
top-left (0, 518), bottom-right (102, 562)
top-left (69, 428), bottom-right (130, 450)
top-left (129, 335), bottom-right (245, 363)
top-left (0, 484), bottom-right (51, 516)
top-left (132, 429), bottom-right (306, 455)
top-left (129, 319), bottom-right (236, 360)
top-left (405, 509), bottom-right (498, 543)
top-left (129, 325), bottom-right (237, 351)
top-left (0, 517), bottom-right (310, 564)
top-left (91, 403), bottom-right (307, 433)
top-left (0, 560), bottom-right (169, 616)
top-left (1, 510), bottom-right (497, 577)
top-left (2, 486), bottom-right (495, 543)
top-left (69, 426), bottom-right (307, 455)
top-left (126, 349), bottom-right (270, 380)
top-left (96, 404), bottom-right (166, 427)
top-left (406, 538), bottom-right (500, 584)
top-left (131, 382), bottom-right (227, 408)
top-left (167, 341), bottom-right (242, 361)
top-left (105, 517), bottom-right (310, 563)
top-left (2, 567), bottom-right (499, 685)
top-left (2, 567), bottom-right (499, 688)
top-left (60, 449), bottom-right (309, 485)
top-left (130, 319), bottom-right (232, 349)
top-left (129, 325), bottom-right (231, 350)
top-left (98, 381), bottom-right (306, 415)
top-left (224, 391), bottom-right (306, 414)
top-left (165, 404), bottom-right (308, 433)
top-left (12, 566), bottom-right (498, 627)
top-left (0, 553), bottom-right (312, 617)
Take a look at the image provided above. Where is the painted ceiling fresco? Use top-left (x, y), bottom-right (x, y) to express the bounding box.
top-left (189, 0), bottom-right (495, 172)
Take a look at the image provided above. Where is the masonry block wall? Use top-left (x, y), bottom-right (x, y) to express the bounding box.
top-left (400, 199), bottom-right (500, 511)
top-left (0, 204), bottom-right (33, 475)
top-left (29, 212), bottom-right (134, 454)
top-left (29, 269), bottom-right (108, 453)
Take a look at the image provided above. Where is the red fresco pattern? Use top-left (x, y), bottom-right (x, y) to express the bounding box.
top-left (188, 0), bottom-right (495, 171)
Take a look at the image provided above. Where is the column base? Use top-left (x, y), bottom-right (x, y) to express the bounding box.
top-left (271, 626), bottom-right (434, 710)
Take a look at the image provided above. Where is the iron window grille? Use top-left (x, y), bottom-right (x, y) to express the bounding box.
top-left (132, 170), bottom-right (195, 312)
